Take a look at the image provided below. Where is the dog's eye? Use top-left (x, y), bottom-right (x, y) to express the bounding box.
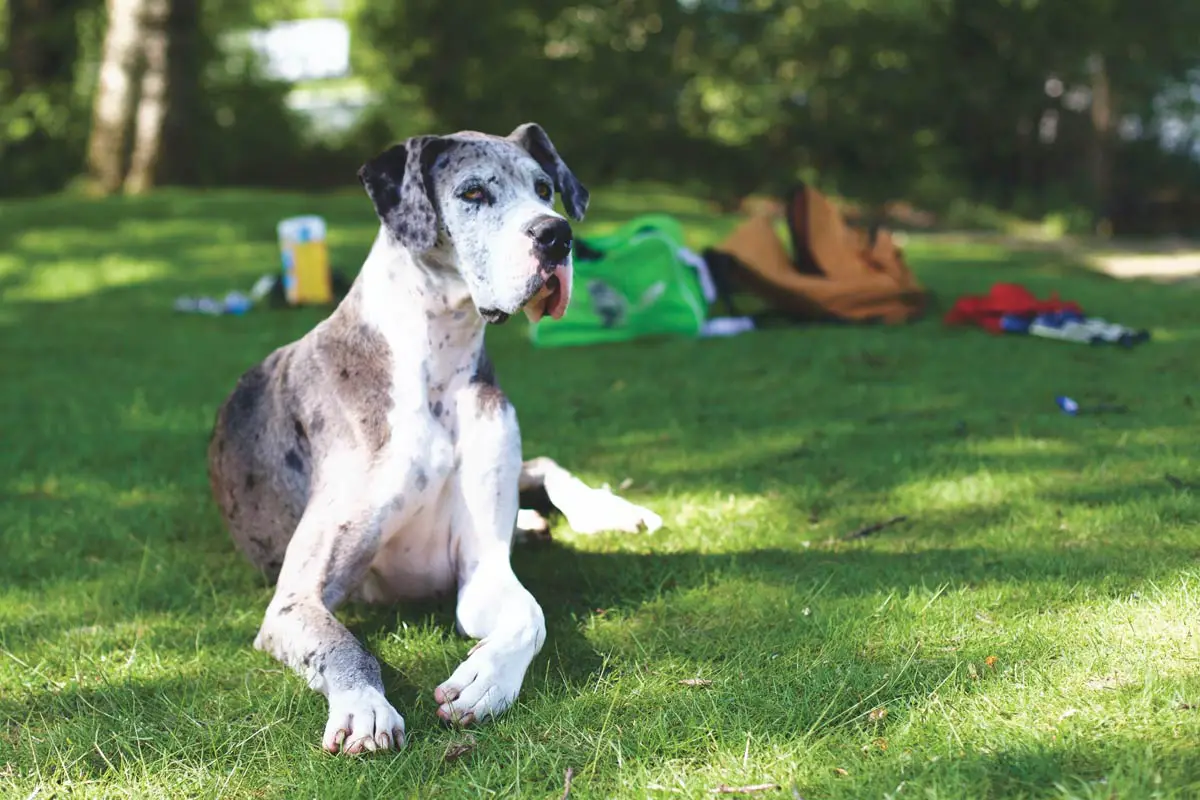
top-left (460, 186), bottom-right (486, 203)
top-left (535, 181), bottom-right (553, 201)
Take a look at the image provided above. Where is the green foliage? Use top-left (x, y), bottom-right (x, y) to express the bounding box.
top-left (0, 0), bottom-right (102, 196)
top-left (351, 0), bottom-right (705, 184)
top-left (3, 0), bottom-right (1200, 228)
top-left (344, 0), bottom-right (1200, 225)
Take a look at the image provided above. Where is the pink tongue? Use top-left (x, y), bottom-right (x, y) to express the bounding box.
top-left (547, 267), bottom-right (572, 320)
top-left (523, 267), bottom-right (572, 323)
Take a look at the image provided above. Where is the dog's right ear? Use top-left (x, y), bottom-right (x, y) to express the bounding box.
top-left (357, 135), bottom-right (445, 252)
top-left (507, 123), bottom-right (590, 222)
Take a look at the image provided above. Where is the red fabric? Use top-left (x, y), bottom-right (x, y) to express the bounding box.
top-left (944, 283), bottom-right (1084, 334)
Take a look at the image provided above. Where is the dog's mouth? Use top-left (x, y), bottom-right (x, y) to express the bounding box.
top-left (522, 266), bottom-right (572, 324)
top-left (479, 308), bottom-right (510, 324)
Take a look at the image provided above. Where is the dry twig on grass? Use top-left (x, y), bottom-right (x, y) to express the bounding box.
top-left (842, 515), bottom-right (908, 541)
top-left (710, 783), bottom-right (780, 794)
top-left (442, 733), bottom-right (476, 763)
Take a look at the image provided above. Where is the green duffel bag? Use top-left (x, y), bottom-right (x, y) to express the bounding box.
top-left (528, 214), bottom-right (708, 348)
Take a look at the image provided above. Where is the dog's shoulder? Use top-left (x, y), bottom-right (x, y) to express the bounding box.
top-left (308, 308), bottom-right (396, 455)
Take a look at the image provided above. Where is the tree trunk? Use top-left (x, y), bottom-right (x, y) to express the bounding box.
top-left (1087, 52), bottom-right (1115, 236)
top-left (87, 0), bottom-right (148, 194)
top-left (157, 0), bottom-right (202, 186)
top-left (123, 0), bottom-right (171, 194)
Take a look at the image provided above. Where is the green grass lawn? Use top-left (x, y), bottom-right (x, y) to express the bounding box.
top-left (1, 184), bottom-right (1198, 800)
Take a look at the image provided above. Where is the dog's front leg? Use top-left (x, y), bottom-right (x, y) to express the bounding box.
top-left (436, 390), bottom-right (546, 725)
top-left (253, 488), bottom-right (405, 755)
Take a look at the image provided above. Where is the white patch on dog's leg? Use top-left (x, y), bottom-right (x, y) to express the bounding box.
top-left (514, 508), bottom-right (550, 542)
top-left (516, 508), bottom-right (547, 532)
top-left (442, 391), bottom-right (546, 725)
top-left (522, 456), bottom-right (664, 535)
top-left (435, 563), bottom-right (545, 725)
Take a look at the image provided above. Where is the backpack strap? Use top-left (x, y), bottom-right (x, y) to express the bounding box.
top-left (700, 248), bottom-right (744, 317)
top-left (784, 182), bottom-right (826, 277)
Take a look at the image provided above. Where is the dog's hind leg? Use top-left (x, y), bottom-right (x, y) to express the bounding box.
top-left (437, 390), bottom-right (546, 725)
top-left (252, 471), bottom-right (406, 755)
top-left (518, 456), bottom-right (664, 535)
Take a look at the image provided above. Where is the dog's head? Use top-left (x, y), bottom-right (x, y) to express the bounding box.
top-left (358, 123), bottom-right (589, 324)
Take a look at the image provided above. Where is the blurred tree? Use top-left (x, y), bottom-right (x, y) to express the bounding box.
top-left (122, 0), bottom-right (172, 192)
top-left (86, 0), bottom-right (203, 194)
top-left (87, 0), bottom-right (150, 192)
top-left (351, 0), bottom-right (708, 183)
top-left (8, 0), bottom-right (80, 92)
top-left (1, 0), bottom-right (100, 194)
top-left (4, 0), bottom-right (1200, 232)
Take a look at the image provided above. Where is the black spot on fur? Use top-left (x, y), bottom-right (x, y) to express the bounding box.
top-left (278, 603), bottom-right (295, 615)
top-left (415, 468), bottom-right (429, 491)
top-left (284, 449), bottom-right (303, 472)
top-left (245, 472), bottom-right (258, 490)
top-left (229, 364), bottom-right (268, 418)
top-left (471, 348), bottom-right (509, 416)
top-left (319, 301), bottom-right (394, 454)
top-left (358, 135), bottom-right (448, 252)
top-left (431, 400), bottom-right (443, 418)
top-left (474, 352), bottom-right (496, 385)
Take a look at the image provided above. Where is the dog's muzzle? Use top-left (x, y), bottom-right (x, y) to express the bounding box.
top-left (521, 216), bottom-right (574, 323)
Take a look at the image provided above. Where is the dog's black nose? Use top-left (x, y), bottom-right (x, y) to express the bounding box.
top-left (527, 216), bottom-right (573, 264)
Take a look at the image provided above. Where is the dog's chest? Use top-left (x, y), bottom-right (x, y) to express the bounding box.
top-left (358, 398), bottom-right (462, 602)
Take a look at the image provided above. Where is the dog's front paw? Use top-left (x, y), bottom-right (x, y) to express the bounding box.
top-left (563, 486), bottom-right (664, 535)
top-left (323, 686), bottom-right (406, 755)
top-left (434, 640), bottom-right (530, 726)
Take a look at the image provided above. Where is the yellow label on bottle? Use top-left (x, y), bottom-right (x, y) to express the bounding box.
top-left (289, 241), bottom-right (332, 305)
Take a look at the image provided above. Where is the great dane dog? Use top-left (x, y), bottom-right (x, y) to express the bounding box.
top-left (206, 123), bottom-right (662, 756)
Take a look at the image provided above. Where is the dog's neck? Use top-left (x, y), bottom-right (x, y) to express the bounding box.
top-left (347, 227), bottom-right (488, 390)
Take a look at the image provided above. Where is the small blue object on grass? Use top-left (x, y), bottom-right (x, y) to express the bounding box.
top-left (173, 275), bottom-right (276, 316)
top-left (1056, 395), bottom-right (1081, 415)
top-left (1055, 395), bottom-right (1129, 416)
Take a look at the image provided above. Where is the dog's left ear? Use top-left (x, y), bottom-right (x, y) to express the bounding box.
top-left (508, 123), bottom-right (590, 222)
top-left (358, 135), bottom-right (446, 252)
